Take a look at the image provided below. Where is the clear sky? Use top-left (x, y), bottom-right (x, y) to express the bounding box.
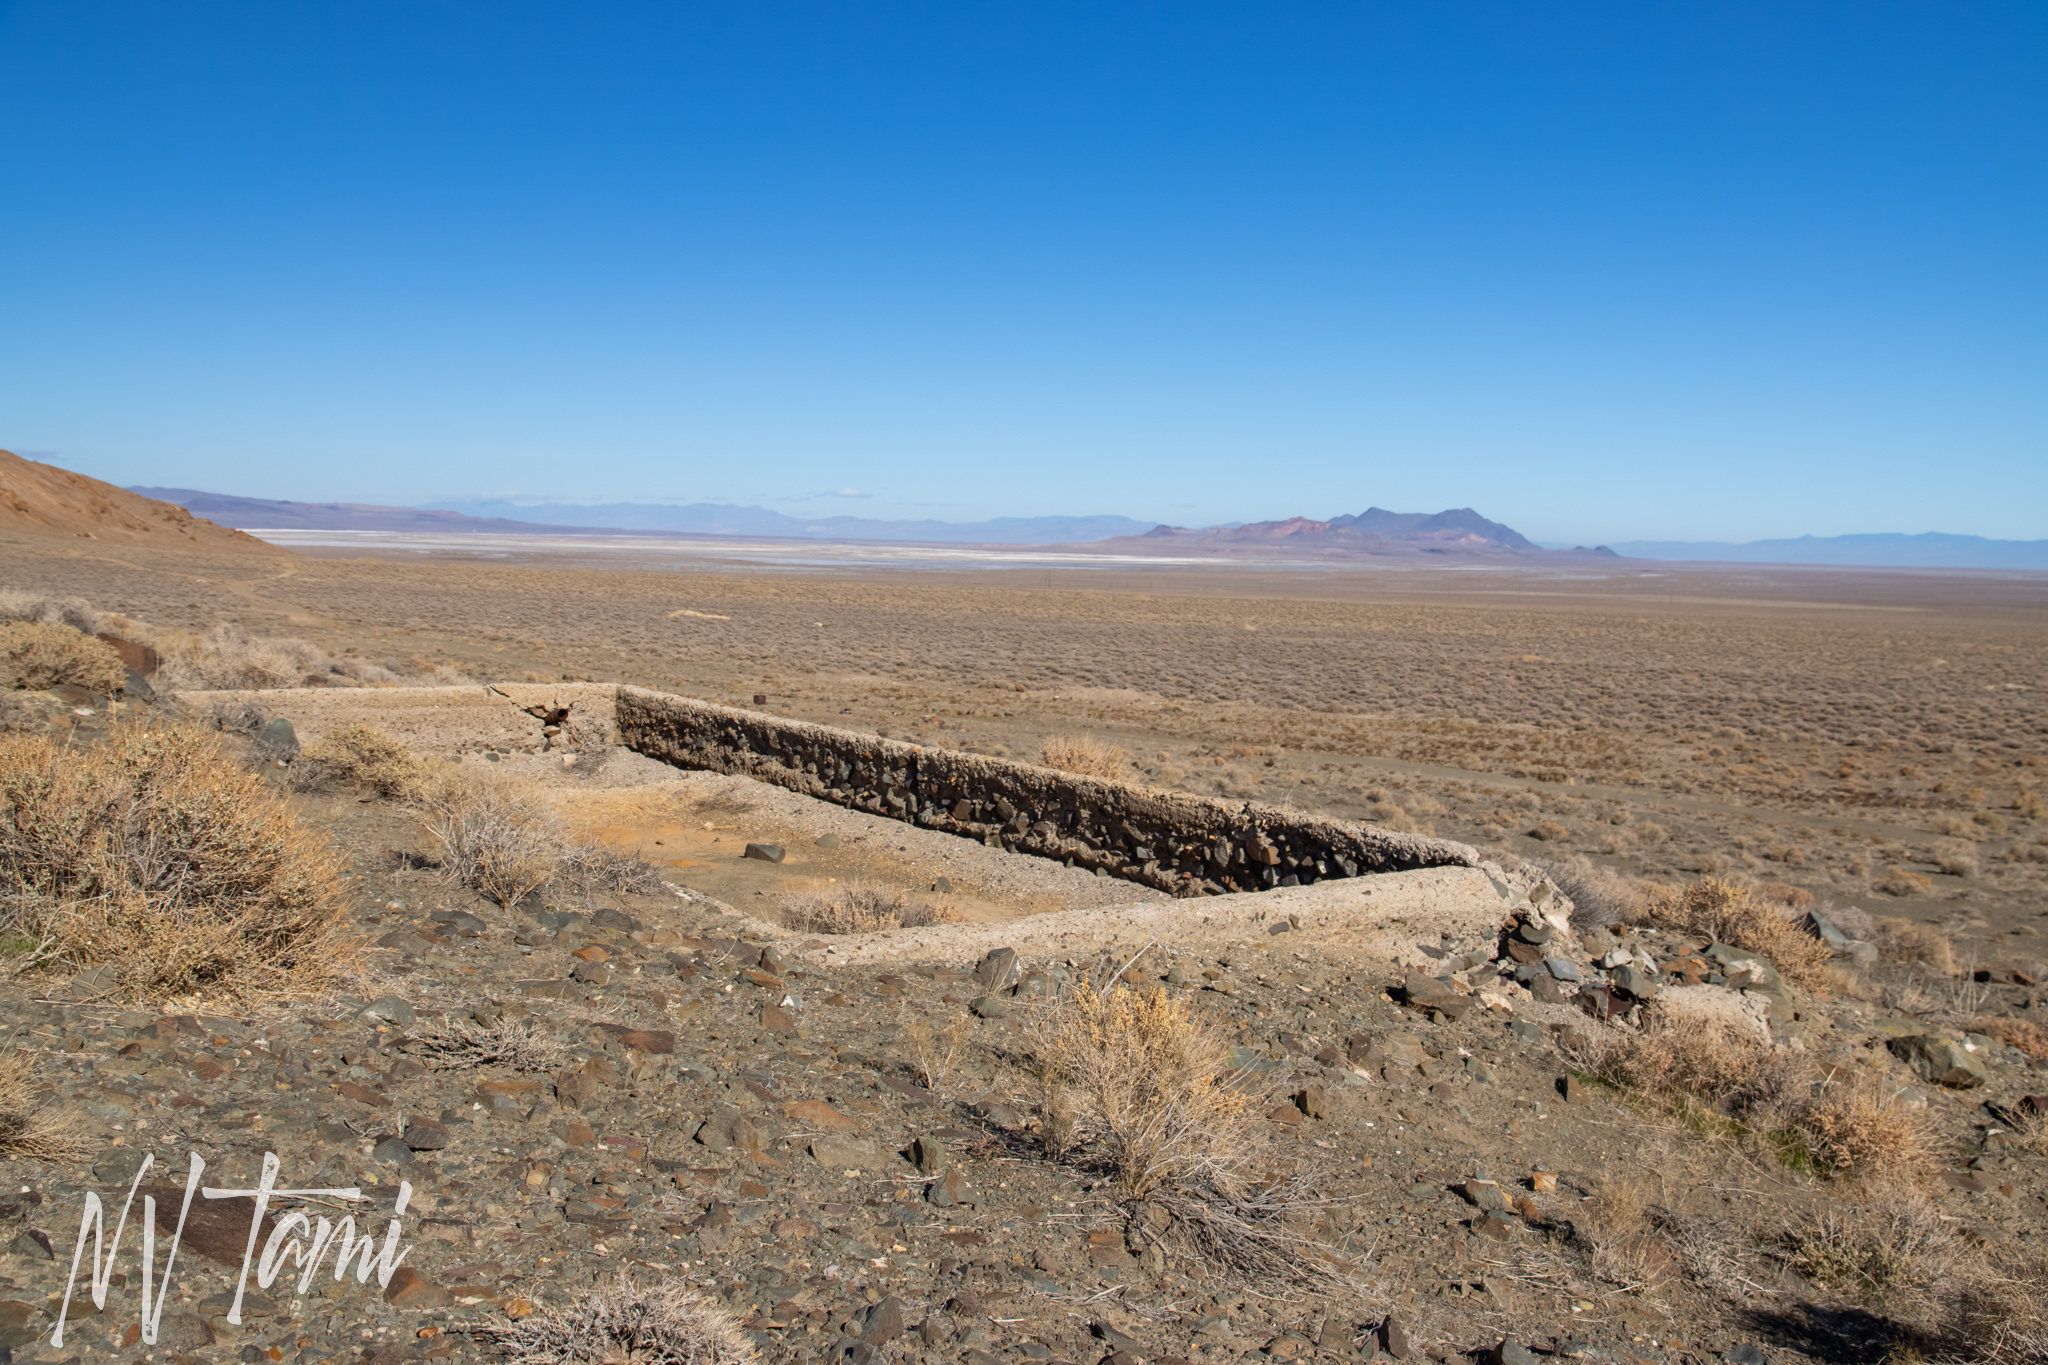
top-left (2, 2), bottom-right (2042, 543)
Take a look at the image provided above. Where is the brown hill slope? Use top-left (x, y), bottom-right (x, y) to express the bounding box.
top-left (0, 450), bottom-right (281, 554)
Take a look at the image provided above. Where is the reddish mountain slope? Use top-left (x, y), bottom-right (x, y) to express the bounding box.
top-left (0, 450), bottom-right (282, 554)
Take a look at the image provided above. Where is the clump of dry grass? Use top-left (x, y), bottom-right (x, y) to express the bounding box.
top-left (902, 1012), bottom-right (974, 1091)
top-left (1874, 866), bottom-right (1934, 898)
top-left (557, 842), bottom-right (667, 898)
top-left (1799, 1076), bottom-right (1937, 1176)
top-left (0, 623), bottom-right (126, 694)
top-left (0, 724), bottom-right (355, 1000)
top-left (1536, 854), bottom-right (1649, 929)
top-left (1572, 1017), bottom-right (1933, 1179)
top-left (0, 590), bottom-right (103, 634)
top-left (1780, 1192), bottom-right (1962, 1309)
top-left (399, 1015), bottom-right (570, 1073)
top-left (1644, 876), bottom-right (1831, 988)
top-left (1028, 980), bottom-right (1260, 1199)
top-left (0, 1053), bottom-right (86, 1161)
top-left (1874, 915), bottom-right (1959, 975)
top-left (1041, 734), bottom-right (1132, 781)
top-left (779, 881), bottom-right (905, 934)
top-left (486, 1274), bottom-right (757, 1365)
top-left (298, 722), bottom-right (424, 798)
top-left (413, 769), bottom-right (564, 907)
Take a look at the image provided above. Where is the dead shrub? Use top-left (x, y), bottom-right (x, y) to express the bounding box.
top-left (487, 1273), bottom-right (757, 1365)
top-left (901, 900), bottom-right (969, 928)
top-left (0, 725), bottom-right (354, 1001)
top-left (556, 842), bottom-right (667, 898)
top-left (0, 623), bottom-right (125, 694)
top-left (1645, 876), bottom-right (1832, 988)
top-left (413, 770), bottom-right (564, 907)
top-left (1027, 980), bottom-right (1261, 1199)
top-left (1536, 855), bottom-right (1649, 929)
top-left (298, 723), bottom-right (423, 798)
top-left (1040, 735), bottom-right (1132, 781)
top-left (0, 1052), bottom-right (86, 1161)
top-left (1577, 1015), bottom-right (1812, 1128)
top-left (0, 590), bottom-right (102, 634)
top-left (1579, 1175), bottom-right (1674, 1292)
top-left (778, 881), bottom-right (904, 934)
top-left (1780, 1192), bottom-right (1962, 1310)
top-left (399, 1015), bottom-right (570, 1073)
top-left (1797, 1077), bottom-right (1935, 1178)
top-left (1874, 865), bottom-right (1934, 898)
top-left (1925, 1250), bottom-right (2048, 1365)
top-left (1528, 821), bottom-right (1571, 842)
top-left (902, 1012), bottom-right (974, 1091)
top-left (1873, 915), bottom-right (1957, 975)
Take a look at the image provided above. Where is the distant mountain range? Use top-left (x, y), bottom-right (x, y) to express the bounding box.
top-left (420, 497), bottom-right (1153, 544)
top-left (120, 482), bottom-right (2047, 569)
top-left (136, 488), bottom-right (1153, 545)
top-left (127, 488), bottom-right (609, 535)
top-left (1611, 532), bottom-right (2048, 570)
top-left (1128, 506), bottom-right (1557, 555)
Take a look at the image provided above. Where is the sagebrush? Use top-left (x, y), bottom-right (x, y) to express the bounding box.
top-left (487, 1275), bottom-right (757, 1365)
top-left (1028, 980), bottom-right (1261, 1199)
top-left (298, 722), bottom-right (424, 798)
top-left (0, 623), bottom-right (126, 694)
top-left (413, 770), bottom-right (564, 907)
top-left (0, 724), bottom-right (355, 1000)
top-left (0, 1052), bottom-right (86, 1161)
top-left (1645, 876), bottom-right (1832, 988)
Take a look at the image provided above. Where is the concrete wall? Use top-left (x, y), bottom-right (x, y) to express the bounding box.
top-left (614, 687), bottom-right (1480, 898)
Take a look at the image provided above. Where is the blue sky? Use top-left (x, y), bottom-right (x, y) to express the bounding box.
top-left (2, 2), bottom-right (2042, 543)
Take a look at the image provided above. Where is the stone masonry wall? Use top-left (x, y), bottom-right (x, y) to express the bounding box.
top-left (614, 687), bottom-right (1480, 897)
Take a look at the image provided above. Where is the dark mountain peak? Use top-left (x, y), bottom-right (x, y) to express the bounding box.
top-left (1329, 506), bottom-right (1535, 550)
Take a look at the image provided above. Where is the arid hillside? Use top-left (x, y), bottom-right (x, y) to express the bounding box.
top-left (0, 450), bottom-right (280, 554)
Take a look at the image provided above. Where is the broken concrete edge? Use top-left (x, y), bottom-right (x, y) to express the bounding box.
top-left (803, 865), bottom-right (1547, 972)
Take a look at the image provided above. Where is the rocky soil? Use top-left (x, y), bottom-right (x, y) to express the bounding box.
top-left (0, 699), bottom-right (2042, 1365)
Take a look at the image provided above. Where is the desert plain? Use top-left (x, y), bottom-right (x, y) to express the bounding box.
top-left (0, 526), bottom-right (2044, 1365)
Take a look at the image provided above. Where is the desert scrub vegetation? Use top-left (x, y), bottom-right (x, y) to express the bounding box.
top-left (777, 881), bottom-right (965, 933)
top-left (413, 769), bottom-right (565, 907)
top-left (0, 1052), bottom-right (86, 1161)
top-left (1644, 876), bottom-right (1831, 987)
top-left (1574, 1015), bottom-right (1933, 1179)
top-left (1, 587), bottom-right (475, 693)
top-left (1023, 977), bottom-right (1362, 1288)
top-left (0, 622), bottom-right (127, 694)
top-left (408, 768), bottom-right (655, 906)
top-left (0, 724), bottom-right (356, 1001)
top-left (1536, 854), bottom-right (1649, 930)
top-left (297, 722), bottom-right (425, 798)
top-left (486, 1274), bottom-right (757, 1365)
top-left (398, 1014), bottom-right (571, 1073)
top-left (1040, 734), bottom-right (1132, 780)
top-left (1027, 978), bottom-right (1262, 1199)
